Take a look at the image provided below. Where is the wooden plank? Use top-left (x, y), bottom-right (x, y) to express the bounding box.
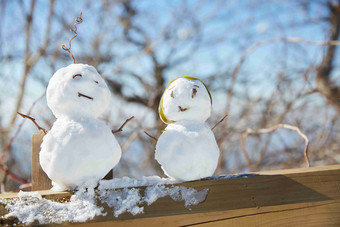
top-left (31, 131), bottom-right (51, 191)
top-left (69, 200), bottom-right (340, 227)
top-left (252, 164), bottom-right (340, 175)
top-left (1, 165), bottom-right (340, 226)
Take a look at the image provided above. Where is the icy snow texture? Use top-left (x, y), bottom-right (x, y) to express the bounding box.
top-left (98, 185), bottom-right (209, 217)
top-left (143, 185), bottom-right (209, 209)
top-left (40, 64), bottom-right (121, 190)
top-left (156, 77), bottom-right (219, 181)
top-left (98, 176), bottom-right (176, 189)
top-left (99, 188), bottom-right (144, 217)
top-left (1, 177), bottom-right (209, 225)
top-left (1, 189), bottom-right (103, 225)
top-left (161, 78), bottom-right (211, 123)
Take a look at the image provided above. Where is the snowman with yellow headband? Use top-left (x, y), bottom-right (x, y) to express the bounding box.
top-left (155, 76), bottom-right (220, 181)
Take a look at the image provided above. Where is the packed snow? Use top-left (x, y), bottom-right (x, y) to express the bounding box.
top-left (98, 175), bottom-right (176, 189)
top-left (160, 77), bottom-right (212, 123)
top-left (40, 63), bottom-right (122, 190)
top-left (156, 77), bottom-right (220, 181)
top-left (46, 64), bottom-right (110, 119)
top-left (0, 189), bottom-right (103, 225)
top-left (0, 176), bottom-right (209, 225)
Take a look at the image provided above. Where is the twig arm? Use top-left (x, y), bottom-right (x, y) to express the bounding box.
top-left (17, 112), bottom-right (47, 135)
top-left (144, 131), bottom-right (158, 141)
top-left (211, 114), bottom-right (228, 130)
top-left (112, 116), bottom-right (135, 134)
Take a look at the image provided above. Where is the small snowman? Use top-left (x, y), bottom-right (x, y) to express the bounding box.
top-left (39, 13), bottom-right (128, 190)
top-left (40, 63), bottom-right (122, 190)
top-left (155, 76), bottom-right (220, 181)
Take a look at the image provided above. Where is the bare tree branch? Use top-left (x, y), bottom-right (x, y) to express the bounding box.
top-left (0, 94), bottom-right (45, 164)
top-left (0, 164), bottom-right (28, 185)
top-left (7, 0), bottom-right (37, 132)
top-left (316, 2), bottom-right (340, 111)
top-left (240, 124), bottom-right (311, 172)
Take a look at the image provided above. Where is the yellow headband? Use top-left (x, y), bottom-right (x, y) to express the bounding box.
top-left (158, 76), bottom-right (212, 124)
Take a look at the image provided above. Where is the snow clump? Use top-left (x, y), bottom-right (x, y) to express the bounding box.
top-left (1, 176), bottom-right (209, 225)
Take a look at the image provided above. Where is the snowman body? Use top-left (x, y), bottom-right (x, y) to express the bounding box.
top-left (40, 63), bottom-right (121, 190)
top-left (156, 122), bottom-right (219, 181)
top-left (155, 77), bottom-right (220, 181)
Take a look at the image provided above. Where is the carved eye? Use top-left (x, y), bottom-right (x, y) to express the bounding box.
top-left (72, 74), bottom-right (82, 79)
top-left (94, 80), bottom-right (99, 84)
top-left (192, 88), bottom-right (197, 98)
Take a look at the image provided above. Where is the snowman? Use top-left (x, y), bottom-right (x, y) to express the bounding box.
top-left (155, 76), bottom-right (220, 181)
top-left (39, 63), bottom-right (122, 190)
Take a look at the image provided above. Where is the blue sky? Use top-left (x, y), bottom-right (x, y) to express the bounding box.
top-left (1, 0), bottom-right (339, 175)
top-left (1, 0), bottom-right (336, 123)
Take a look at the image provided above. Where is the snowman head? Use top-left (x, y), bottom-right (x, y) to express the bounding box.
top-left (159, 76), bottom-right (212, 124)
top-left (46, 63), bottom-right (110, 119)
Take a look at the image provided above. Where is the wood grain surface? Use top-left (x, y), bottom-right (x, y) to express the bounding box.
top-left (1, 163), bottom-right (339, 226)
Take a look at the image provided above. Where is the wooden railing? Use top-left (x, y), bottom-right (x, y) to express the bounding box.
top-left (0, 132), bottom-right (339, 226)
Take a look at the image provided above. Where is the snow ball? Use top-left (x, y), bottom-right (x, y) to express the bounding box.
top-left (155, 123), bottom-right (220, 181)
top-left (40, 117), bottom-right (121, 190)
top-left (159, 77), bottom-right (212, 124)
top-left (47, 63), bottom-right (110, 119)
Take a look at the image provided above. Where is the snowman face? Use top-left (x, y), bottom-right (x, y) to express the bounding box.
top-left (159, 77), bottom-right (212, 124)
top-left (47, 64), bottom-right (110, 119)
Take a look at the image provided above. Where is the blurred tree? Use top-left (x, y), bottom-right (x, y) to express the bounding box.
top-left (0, 0), bottom-right (339, 192)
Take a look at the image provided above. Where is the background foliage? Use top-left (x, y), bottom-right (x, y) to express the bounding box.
top-left (0, 0), bottom-right (340, 192)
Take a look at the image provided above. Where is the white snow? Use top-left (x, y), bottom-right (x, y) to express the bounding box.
top-left (161, 77), bottom-right (211, 123)
top-left (156, 77), bottom-right (220, 181)
top-left (156, 122), bottom-right (220, 181)
top-left (0, 189), bottom-right (104, 225)
top-left (143, 185), bottom-right (209, 209)
top-left (46, 64), bottom-right (110, 119)
top-left (99, 188), bottom-right (144, 217)
top-left (98, 176), bottom-right (176, 189)
top-left (40, 63), bottom-right (122, 190)
top-left (1, 176), bottom-right (210, 225)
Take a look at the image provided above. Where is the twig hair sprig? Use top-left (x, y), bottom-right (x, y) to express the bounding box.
top-left (61, 12), bottom-right (83, 64)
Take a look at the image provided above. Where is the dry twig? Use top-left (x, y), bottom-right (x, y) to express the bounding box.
top-left (17, 112), bottom-right (47, 134)
top-left (112, 116), bottom-right (135, 134)
top-left (144, 131), bottom-right (158, 141)
top-left (0, 94), bottom-right (45, 185)
top-left (0, 164), bottom-right (27, 185)
top-left (240, 124), bottom-right (310, 171)
top-left (211, 114), bottom-right (228, 131)
top-left (61, 12), bottom-right (83, 64)
top-left (1, 94), bottom-right (45, 165)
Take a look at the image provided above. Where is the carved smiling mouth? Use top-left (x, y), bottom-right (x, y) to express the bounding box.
top-left (78, 92), bottom-right (93, 100)
top-left (178, 106), bottom-right (190, 112)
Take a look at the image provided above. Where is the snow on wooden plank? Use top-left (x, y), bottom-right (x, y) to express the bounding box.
top-left (0, 165), bottom-right (340, 226)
